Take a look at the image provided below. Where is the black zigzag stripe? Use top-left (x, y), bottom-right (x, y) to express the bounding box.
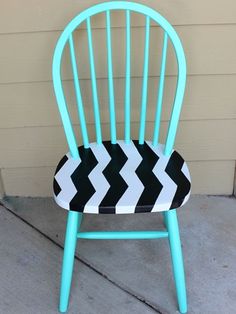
top-left (165, 151), bottom-right (191, 209)
top-left (69, 147), bottom-right (98, 211)
top-left (133, 141), bottom-right (163, 213)
top-left (54, 155), bottom-right (68, 175)
top-left (53, 155), bottom-right (68, 196)
top-left (99, 141), bottom-right (128, 214)
top-left (53, 179), bottom-right (61, 196)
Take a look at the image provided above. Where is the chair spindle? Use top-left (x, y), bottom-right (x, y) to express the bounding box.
top-left (139, 16), bottom-right (150, 144)
top-left (86, 17), bottom-right (102, 144)
top-left (69, 34), bottom-right (89, 148)
top-left (106, 10), bottom-right (116, 144)
top-left (125, 9), bottom-right (131, 143)
top-left (152, 31), bottom-right (168, 146)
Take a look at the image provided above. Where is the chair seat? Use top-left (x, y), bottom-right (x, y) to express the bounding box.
top-left (53, 140), bottom-right (191, 214)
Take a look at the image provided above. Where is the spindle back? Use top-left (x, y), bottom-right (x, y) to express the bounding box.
top-left (52, 1), bottom-right (186, 159)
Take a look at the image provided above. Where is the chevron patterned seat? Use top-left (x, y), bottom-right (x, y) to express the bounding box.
top-left (54, 140), bottom-right (191, 214)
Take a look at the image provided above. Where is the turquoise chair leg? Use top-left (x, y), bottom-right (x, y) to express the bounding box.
top-left (162, 212), bottom-right (167, 228)
top-left (164, 210), bottom-right (187, 314)
top-left (59, 211), bottom-right (82, 313)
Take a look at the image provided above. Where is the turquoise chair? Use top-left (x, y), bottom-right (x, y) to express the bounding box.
top-left (52, 1), bottom-right (191, 313)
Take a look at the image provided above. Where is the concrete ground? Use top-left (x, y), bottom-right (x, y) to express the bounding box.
top-left (0, 195), bottom-right (235, 314)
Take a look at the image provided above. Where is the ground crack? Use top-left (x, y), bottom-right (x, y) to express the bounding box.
top-left (0, 201), bottom-right (164, 314)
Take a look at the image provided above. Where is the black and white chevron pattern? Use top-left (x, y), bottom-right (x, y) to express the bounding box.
top-left (53, 140), bottom-right (191, 214)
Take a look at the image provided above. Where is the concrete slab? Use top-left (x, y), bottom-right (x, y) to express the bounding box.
top-left (3, 195), bottom-right (236, 314)
top-left (0, 205), bottom-right (157, 314)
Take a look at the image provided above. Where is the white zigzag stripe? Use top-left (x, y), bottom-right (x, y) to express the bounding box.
top-left (181, 163), bottom-right (191, 206)
top-left (54, 153), bottom-right (81, 210)
top-left (146, 142), bottom-right (177, 212)
top-left (115, 140), bottom-right (144, 214)
top-left (181, 162), bottom-right (191, 181)
top-left (84, 143), bottom-right (111, 214)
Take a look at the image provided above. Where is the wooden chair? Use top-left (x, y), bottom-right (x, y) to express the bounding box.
top-left (52, 1), bottom-right (191, 313)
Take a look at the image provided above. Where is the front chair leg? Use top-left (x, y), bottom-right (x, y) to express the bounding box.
top-left (164, 210), bottom-right (187, 314)
top-left (59, 211), bottom-right (83, 313)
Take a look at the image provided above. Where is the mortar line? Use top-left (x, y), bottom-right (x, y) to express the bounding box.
top-left (0, 201), bottom-right (163, 314)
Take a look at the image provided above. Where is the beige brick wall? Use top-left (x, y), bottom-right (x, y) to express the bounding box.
top-left (0, 0), bottom-right (236, 196)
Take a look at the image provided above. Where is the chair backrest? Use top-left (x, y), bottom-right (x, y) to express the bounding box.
top-left (52, 1), bottom-right (186, 159)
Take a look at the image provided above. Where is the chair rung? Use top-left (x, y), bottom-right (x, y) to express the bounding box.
top-left (77, 230), bottom-right (168, 240)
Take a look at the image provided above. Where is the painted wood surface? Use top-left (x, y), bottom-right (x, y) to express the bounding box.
top-left (0, 75), bottom-right (235, 128)
top-left (1, 25), bottom-right (236, 84)
top-left (1, 0), bottom-right (236, 34)
top-left (0, 1), bottom-right (235, 195)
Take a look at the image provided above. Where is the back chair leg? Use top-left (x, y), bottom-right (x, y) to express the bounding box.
top-left (59, 211), bottom-right (82, 313)
top-left (162, 212), bottom-right (167, 228)
top-left (164, 210), bottom-right (187, 314)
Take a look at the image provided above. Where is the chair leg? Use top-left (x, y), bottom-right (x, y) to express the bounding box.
top-left (162, 212), bottom-right (167, 228)
top-left (59, 211), bottom-right (83, 313)
top-left (164, 210), bottom-right (187, 314)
